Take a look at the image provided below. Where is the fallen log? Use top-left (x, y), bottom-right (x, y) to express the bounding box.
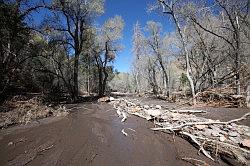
top-left (170, 109), bottom-right (207, 114)
top-left (181, 132), bottom-right (214, 161)
top-left (130, 112), bottom-right (152, 120)
top-left (109, 97), bottom-right (250, 165)
top-left (180, 132), bottom-right (250, 165)
top-left (151, 112), bottom-right (250, 131)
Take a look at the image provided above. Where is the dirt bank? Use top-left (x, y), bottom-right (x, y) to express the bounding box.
top-left (0, 102), bottom-right (229, 166)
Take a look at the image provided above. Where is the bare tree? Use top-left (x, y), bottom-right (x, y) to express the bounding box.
top-left (132, 21), bottom-right (147, 93)
top-left (187, 0), bottom-right (249, 95)
top-left (145, 21), bottom-right (170, 96)
top-left (158, 0), bottom-right (196, 104)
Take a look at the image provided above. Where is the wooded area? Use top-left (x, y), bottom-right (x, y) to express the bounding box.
top-left (0, 0), bottom-right (123, 103)
top-left (0, 0), bottom-right (249, 105)
top-left (131, 0), bottom-right (250, 106)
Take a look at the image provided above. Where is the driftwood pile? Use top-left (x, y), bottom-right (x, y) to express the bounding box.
top-left (195, 88), bottom-right (246, 108)
top-left (109, 98), bottom-right (250, 165)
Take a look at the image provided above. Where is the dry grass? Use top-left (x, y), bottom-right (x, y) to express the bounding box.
top-left (0, 96), bottom-right (68, 128)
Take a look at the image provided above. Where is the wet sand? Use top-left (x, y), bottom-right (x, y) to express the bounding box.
top-left (0, 102), bottom-right (238, 166)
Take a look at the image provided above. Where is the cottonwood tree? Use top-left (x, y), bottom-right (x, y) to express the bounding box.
top-left (43, 0), bottom-right (104, 100)
top-left (157, 0), bottom-right (197, 104)
top-left (145, 21), bottom-right (170, 96)
top-left (92, 16), bottom-right (124, 96)
top-left (184, 16), bottom-right (227, 92)
top-left (132, 21), bottom-right (148, 93)
top-left (147, 57), bottom-right (160, 94)
top-left (187, 0), bottom-right (249, 95)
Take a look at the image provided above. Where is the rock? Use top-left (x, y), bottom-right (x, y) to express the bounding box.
top-left (146, 115), bottom-right (153, 121)
top-left (243, 128), bottom-right (250, 137)
top-left (131, 107), bottom-right (141, 113)
top-left (219, 135), bottom-right (226, 142)
top-left (169, 113), bottom-right (181, 119)
top-left (229, 136), bottom-right (242, 144)
top-left (203, 129), bottom-right (213, 136)
top-left (195, 125), bottom-right (207, 130)
top-left (240, 139), bottom-right (250, 149)
top-left (209, 125), bottom-right (222, 137)
top-left (98, 97), bottom-right (110, 102)
top-left (145, 109), bottom-right (162, 117)
top-left (8, 142), bottom-right (13, 146)
top-left (155, 105), bottom-right (162, 109)
top-left (228, 131), bottom-right (240, 137)
top-left (227, 125), bottom-right (233, 129)
top-left (109, 97), bottom-right (115, 101)
top-left (211, 131), bottom-right (220, 137)
top-left (211, 125), bottom-right (222, 133)
top-left (144, 105), bottom-right (150, 109)
top-left (231, 123), bottom-right (237, 127)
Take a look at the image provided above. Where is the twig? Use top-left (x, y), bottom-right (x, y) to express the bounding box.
top-left (121, 129), bottom-right (128, 136)
top-left (89, 154), bottom-right (98, 163)
top-left (182, 157), bottom-right (210, 166)
top-left (127, 128), bottom-right (136, 132)
top-left (198, 140), bottom-right (206, 155)
top-left (121, 112), bottom-right (127, 122)
top-left (227, 112), bottom-right (250, 124)
top-left (38, 144), bottom-right (54, 153)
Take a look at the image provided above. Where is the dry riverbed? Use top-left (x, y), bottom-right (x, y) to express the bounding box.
top-left (0, 97), bottom-right (249, 166)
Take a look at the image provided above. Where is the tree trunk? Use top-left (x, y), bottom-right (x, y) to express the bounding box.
top-left (152, 66), bottom-right (158, 94)
top-left (160, 62), bottom-right (169, 97)
top-left (172, 15), bottom-right (196, 105)
top-left (235, 45), bottom-right (240, 95)
top-left (73, 52), bottom-right (79, 101)
top-left (98, 67), bottom-right (104, 97)
top-left (135, 70), bottom-right (140, 93)
top-left (102, 67), bottom-right (108, 96)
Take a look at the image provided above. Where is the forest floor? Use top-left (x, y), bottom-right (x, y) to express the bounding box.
top-left (0, 96), bottom-right (249, 166)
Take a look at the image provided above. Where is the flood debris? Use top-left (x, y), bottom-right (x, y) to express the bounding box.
top-left (7, 140), bottom-right (55, 166)
top-left (194, 87), bottom-right (247, 108)
top-left (98, 96), bottom-right (116, 102)
top-left (7, 137), bottom-right (27, 146)
top-left (0, 96), bottom-right (68, 128)
top-left (110, 98), bottom-right (250, 165)
top-left (182, 157), bottom-right (210, 166)
top-left (121, 112), bottom-right (127, 122)
top-left (121, 129), bottom-right (128, 136)
top-left (127, 128), bottom-right (136, 132)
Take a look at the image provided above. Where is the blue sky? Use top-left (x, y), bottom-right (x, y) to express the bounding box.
top-left (98, 0), bottom-right (174, 72)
